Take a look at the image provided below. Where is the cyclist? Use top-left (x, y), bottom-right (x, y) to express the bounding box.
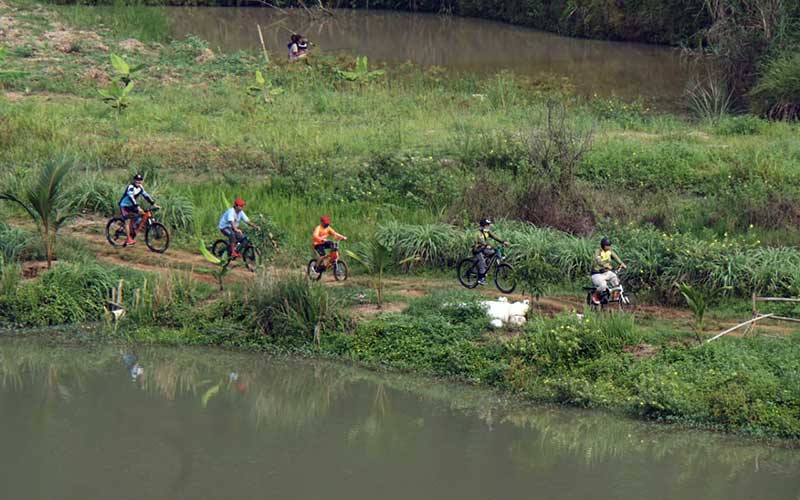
top-left (591, 237), bottom-right (627, 305)
top-left (118, 173), bottom-right (159, 246)
top-left (312, 215), bottom-right (347, 270)
top-left (217, 198), bottom-right (260, 258)
top-left (474, 218), bottom-right (509, 286)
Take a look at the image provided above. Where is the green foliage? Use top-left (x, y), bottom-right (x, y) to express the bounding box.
top-left (336, 56), bottom-right (385, 83)
top-left (0, 262), bottom-right (115, 326)
top-left (98, 53), bottom-right (145, 114)
top-left (713, 115), bottom-right (765, 136)
top-left (246, 274), bottom-right (345, 344)
top-left (247, 69), bottom-right (285, 105)
top-left (750, 51), bottom-right (800, 120)
top-left (0, 223), bottom-right (33, 262)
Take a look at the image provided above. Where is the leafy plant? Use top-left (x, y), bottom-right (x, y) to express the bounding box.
top-left (199, 239), bottom-right (229, 290)
top-left (110, 53), bottom-right (145, 85)
top-left (98, 54), bottom-right (143, 114)
top-left (678, 283), bottom-right (707, 342)
top-left (0, 159), bottom-right (72, 269)
top-left (336, 56), bottom-right (385, 84)
top-left (247, 69), bottom-right (284, 105)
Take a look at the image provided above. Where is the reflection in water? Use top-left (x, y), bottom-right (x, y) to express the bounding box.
top-left (170, 8), bottom-right (691, 101)
top-left (0, 339), bottom-right (799, 500)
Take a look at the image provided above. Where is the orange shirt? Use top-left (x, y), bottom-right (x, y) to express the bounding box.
top-left (312, 225), bottom-right (343, 246)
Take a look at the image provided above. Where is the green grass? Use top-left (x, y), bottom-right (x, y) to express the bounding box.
top-left (52, 1), bottom-right (173, 43)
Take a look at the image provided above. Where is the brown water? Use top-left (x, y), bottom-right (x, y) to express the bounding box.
top-left (1, 339), bottom-right (799, 500)
top-left (169, 8), bottom-right (691, 102)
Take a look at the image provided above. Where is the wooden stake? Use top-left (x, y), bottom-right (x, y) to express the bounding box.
top-left (707, 314), bottom-right (774, 343)
top-left (257, 24), bottom-right (270, 66)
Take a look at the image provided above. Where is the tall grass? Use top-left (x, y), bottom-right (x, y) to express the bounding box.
top-left (53, 1), bottom-right (174, 43)
top-left (378, 221), bottom-right (800, 300)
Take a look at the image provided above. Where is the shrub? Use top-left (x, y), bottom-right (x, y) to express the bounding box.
top-left (0, 223), bottom-right (34, 262)
top-left (1, 262), bottom-right (116, 326)
top-left (713, 115), bottom-right (765, 136)
top-left (246, 274), bottom-right (346, 343)
top-left (750, 51), bottom-right (800, 120)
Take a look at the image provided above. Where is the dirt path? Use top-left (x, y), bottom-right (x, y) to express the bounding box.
top-left (63, 216), bottom-right (256, 286)
top-left (43, 217), bottom-right (800, 337)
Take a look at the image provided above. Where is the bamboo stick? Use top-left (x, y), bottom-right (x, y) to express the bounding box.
top-left (771, 315), bottom-right (800, 323)
top-left (755, 297), bottom-right (800, 302)
top-left (707, 314), bottom-right (775, 342)
top-left (257, 24), bottom-right (270, 65)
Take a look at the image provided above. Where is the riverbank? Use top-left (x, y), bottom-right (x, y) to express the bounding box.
top-left (2, 1), bottom-right (800, 439)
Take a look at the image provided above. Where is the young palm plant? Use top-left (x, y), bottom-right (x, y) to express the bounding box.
top-left (678, 283), bottom-right (707, 342)
top-left (0, 159), bottom-right (72, 268)
top-left (347, 239), bottom-right (413, 309)
top-left (346, 240), bottom-right (393, 309)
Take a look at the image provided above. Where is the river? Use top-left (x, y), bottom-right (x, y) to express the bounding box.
top-left (0, 338), bottom-right (798, 500)
top-left (169, 8), bottom-right (692, 104)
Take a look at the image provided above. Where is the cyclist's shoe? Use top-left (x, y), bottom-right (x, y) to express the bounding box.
top-left (125, 238), bottom-right (136, 246)
top-left (477, 278), bottom-right (487, 286)
top-left (315, 264), bottom-right (325, 273)
top-left (591, 292), bottom-right (601, 305)
top-left (231, 250), bottom-right (242, 259)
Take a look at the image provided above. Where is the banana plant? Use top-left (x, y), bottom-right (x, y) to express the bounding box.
top-left (247, 69), bottom-right (284, 105)
top-left (336, 56), bottom-right (385, 84)
top-left (98, 54), bottom-right (143, 114)
top-left (110, 53), bottom-right (145, 85)
top-left (199, 239), bottom-right (230, 290)
top-left (98, 80), bottom-right (134, 114)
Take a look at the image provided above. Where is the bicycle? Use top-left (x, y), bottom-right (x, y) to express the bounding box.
top-left (457, 245), bottom-right (516, 294)
top-left (584, 268), bottom-right (635, 313)
top-left (210, 232), bottom-right (261, 272)
top-left (307, 241), bottom-right (348, 281)
top-left (106, 207), bottom-right (170, 253)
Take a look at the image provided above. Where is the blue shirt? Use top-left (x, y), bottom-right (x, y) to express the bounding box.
top-left (119, 184), bottom-right (154, 208)
top-left (218, 208), bottom-right (249, 230)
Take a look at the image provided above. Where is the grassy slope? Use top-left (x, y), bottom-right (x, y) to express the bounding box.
top-left (2, 1), bottom-right (800, 439)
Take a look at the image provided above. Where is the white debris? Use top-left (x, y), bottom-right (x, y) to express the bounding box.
top-left (480, 298), bottom-right (530, 328)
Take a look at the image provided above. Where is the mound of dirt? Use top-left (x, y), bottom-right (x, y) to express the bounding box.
top-left (119, 38), bottom-right (147, 53)
top-left (85, 67), bottom-right (110, 86)
top-left (0, 15), bottom-right (25, 46)
top-left (43, 26), bottom-right (103, 53)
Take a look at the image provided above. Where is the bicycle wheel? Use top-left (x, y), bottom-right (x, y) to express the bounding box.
top-left (333, 260), bottom-right (348, 281)
top-left (145, 222), bottom-right (170, 253)
top-left (307, 259), bottom-right (323, 281)
top-left (106, 217), bottom-right (128, 247)
top-left (457, 258), bottom-right (479, 289)
top-left (211, 239), bottom-right (230, 260)
top-left (494, 263), bottom-right (517, 294)
top-left (242, 245), bottom-right (261, 272)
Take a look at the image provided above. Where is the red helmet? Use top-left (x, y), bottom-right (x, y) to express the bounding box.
top-left (234, 198), bottom-right (245, 207)
top-left (320, 215), bottom-right (331, 225)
